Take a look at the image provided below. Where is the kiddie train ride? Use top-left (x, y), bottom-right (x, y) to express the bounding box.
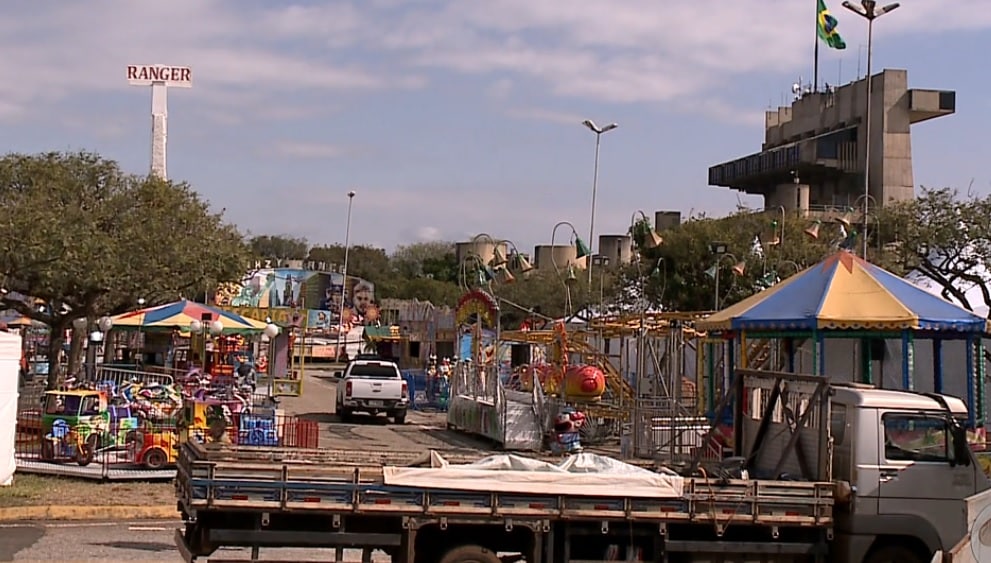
top-left (445, 289), bottom-right (620, 452)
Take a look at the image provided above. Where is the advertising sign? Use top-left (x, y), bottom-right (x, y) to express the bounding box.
top-left (126, 64), bottom-right (192, 88)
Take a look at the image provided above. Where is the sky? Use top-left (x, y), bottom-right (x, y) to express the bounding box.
top-left (3, 1), bottom-right (990, 255)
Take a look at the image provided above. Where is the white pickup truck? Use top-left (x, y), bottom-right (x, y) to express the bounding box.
top-left (334, 358), bottom-right (408, 424)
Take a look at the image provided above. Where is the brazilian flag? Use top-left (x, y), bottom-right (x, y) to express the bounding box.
top-left (817, 0), bottom-right (847, 50)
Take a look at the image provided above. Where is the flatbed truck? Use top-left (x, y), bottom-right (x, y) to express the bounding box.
top-left (174, 369), bottom-right (991, 562)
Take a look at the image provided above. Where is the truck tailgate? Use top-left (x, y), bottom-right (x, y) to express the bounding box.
top-left (350, 377), bottom-right (403, 400)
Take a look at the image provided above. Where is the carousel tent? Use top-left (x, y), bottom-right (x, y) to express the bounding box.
top-left (697, 251), bottom-right (990, 425)
top-left (697, 251), bottom-right (988, 333)
top-left (111, 299), bottom-right (268, 333)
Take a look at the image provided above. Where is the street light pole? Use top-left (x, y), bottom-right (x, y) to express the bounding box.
top-left (582, 119), bottom-right (618, 285)
top-left (336, 190), bottom-right (356, 362)
top-left (842, 1), bottom-right (900, 259)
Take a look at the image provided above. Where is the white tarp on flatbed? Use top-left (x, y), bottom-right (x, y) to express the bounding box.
top-left (383, 452), bottom-right (685, 498)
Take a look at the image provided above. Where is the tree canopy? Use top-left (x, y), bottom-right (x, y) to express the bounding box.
top-left (0, 151), bottom-right (249, 387)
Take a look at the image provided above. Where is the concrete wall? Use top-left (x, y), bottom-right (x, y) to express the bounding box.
top-left (533, 245), bottom-right (586, 270)
top-left (597, 235), bottom-right (633, 267)
top-left (456, 240), bottom-right (508, 265)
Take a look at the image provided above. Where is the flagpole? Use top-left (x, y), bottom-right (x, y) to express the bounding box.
top-left (813, 0), bottom-right (820, 92)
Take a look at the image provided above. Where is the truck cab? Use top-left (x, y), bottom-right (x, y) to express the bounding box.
top-left (830, 384), bottom-right (991, 563)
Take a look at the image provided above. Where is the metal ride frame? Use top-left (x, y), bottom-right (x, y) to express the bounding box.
top-left (500, 312), bottom-right (714, 462)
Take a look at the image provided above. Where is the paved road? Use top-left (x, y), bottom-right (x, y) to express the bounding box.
top-left (277, 367), bottom-right (496, 454)
top-left (1, 520), bottom-right (390, 561)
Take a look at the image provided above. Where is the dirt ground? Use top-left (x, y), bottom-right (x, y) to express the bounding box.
top-left (0, 474), bottom-right (173, 508)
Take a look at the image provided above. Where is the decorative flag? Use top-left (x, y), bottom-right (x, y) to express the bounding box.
top-left (817, 0), bottom-right (847, 50)
top-left (751, 235), bottom-right (765, 259)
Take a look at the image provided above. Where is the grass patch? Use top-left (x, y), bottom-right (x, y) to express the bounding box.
top-left (0, 474), bottom-right (173, 507)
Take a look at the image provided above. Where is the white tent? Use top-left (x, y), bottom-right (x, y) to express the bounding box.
top-left (0, 330), bottom-right (20, 486)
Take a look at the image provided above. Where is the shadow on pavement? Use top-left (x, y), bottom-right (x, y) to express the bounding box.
top-left (296, 412), bottom-right (337, 423)
top-left (0, 524), bottom-right (44, 560)
top-left (92, 541), bottom-right (174, 552)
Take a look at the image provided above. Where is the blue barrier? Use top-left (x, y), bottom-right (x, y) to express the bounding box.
top-left (402, 370), bottom-right (449, 412)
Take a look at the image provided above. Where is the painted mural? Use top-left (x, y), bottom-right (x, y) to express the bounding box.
top-left (213, 268), bottom-right (378, 334)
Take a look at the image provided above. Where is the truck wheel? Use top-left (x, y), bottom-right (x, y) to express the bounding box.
top-left (339, 408), bottom-right (353, 423)
top-left (393, 411), bottom-right (407, 425)
top-left (143, 448), bottom-right (169, 470)
top-left (76, 434), bottom-right (98, 467)
top-left (864, 545), bottom-right (926, 563)
top-left (439, 545), bottom-right (501, 563)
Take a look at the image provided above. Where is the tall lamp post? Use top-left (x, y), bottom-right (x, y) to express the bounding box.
top-left (842, 0), bottom-right (900, 259)
top-left (582, 119), bottom-right (619, 286)
top-left (336, 190), bottom-right (356, 362)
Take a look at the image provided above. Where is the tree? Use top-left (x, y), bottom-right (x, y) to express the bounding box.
top-left (487, 269), bottom-right (595, 327)
top-left (881, 187), bottom-right (991, 316)
top-left (0, 151), bottom-right (249, 388)
top-left (391, 241), bottom-right (459, 283)
top-left (248, 235), bottom-right (309, 261)
top-left (624, 209), bottom-right (884, 312)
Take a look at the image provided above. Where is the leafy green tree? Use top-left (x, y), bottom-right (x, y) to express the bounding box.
top-left (307, 244), bottom-right (398, 296)
top-left (248, 235), bottom-right (309, 261)
top-left (485, 268), bottom-right (596, 327)
top-left (0, 151), bottom-right (249, 388)
top-left (391, 241), bottom-right (459, 283)
top-left (625, 209), bottom-right (877, 311)
top-left (880, 187), bottom-right (991, 316)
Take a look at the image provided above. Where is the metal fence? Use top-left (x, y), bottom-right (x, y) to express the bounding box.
top-left (402, 369), bottom-right (450, 412)
top-left (15, 409), bottom-right (318, 480)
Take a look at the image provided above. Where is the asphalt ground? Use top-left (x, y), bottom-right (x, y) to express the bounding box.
top-left (0, 519), bottom-right (391, 561)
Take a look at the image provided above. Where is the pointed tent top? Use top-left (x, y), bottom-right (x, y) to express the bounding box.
top-left (697, 250), bottom-right (989, 333)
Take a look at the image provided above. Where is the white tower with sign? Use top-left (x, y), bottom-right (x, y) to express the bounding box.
top-left (126, 64), bottom-right (192, 180)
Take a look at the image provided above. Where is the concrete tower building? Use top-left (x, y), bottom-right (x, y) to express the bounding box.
top-left (708, 69), bottom-right (955, 213)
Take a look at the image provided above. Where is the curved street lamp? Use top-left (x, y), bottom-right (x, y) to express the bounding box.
top-left (705, 252), bottom-right (746, 310)
top-left (551, 221), bottom-right (591, 317)
top-left (630, 210), bottom-right (663, 251)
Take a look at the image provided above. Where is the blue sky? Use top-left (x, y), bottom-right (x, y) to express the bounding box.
top-left (3, 0), bottom-right (990, 255)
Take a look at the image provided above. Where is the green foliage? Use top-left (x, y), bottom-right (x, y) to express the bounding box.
top-left (391, 242), bottom-right (459, 283)
top-left (0, 151), bottom-right (249, 387)
top-left (248, 235), bottom-right (309, 260)
top-left (626, 209), bottom-right (889, 311)
top-left (880, 187), bottom-right (991, 315)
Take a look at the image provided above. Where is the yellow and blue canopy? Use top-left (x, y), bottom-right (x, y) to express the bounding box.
top-left (698, 251), bottom-right (989, 333)
top-left (111, 299), bottom-right (268, 334)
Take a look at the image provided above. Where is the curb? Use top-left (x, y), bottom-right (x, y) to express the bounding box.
top-left (0, 504), bottom-right (178, 521)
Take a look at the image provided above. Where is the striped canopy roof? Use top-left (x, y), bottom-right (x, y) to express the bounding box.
top-left (111, 299), bottom-right (268, 333)
top-left (697, 251), bottom-right (990, 333)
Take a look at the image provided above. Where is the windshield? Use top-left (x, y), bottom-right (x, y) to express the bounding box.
top-left (348, 363), bottom-right (399, 379)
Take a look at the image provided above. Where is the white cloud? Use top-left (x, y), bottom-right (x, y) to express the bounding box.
top-left (504, 107), bottom-right (586, 126)
top-left (415, 227), bottom-right (443, 242)
top-left (269, 141), bottom-right (353, 160)
top-left (2, 1), bottom-right (990, 125)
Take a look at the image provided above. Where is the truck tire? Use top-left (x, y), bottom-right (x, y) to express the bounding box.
top-left (339, 408), bottom-right (353, 423)
top-left (864, 545), bottom-right (926, 563)
top-left (393, 411), bottom-right (407, 425)
top-left (439, 545), bottom-right (501, 563)
top-left (143, 448), bottom-right (169, 470)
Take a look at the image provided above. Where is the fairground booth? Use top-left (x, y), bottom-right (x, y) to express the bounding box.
top-left (696, 251), bottom-right (989, 433)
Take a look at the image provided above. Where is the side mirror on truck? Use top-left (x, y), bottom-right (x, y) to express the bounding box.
top-left (333, 371), bottom-right (343, 379)
top-left (950, 422), bottom-right (972, 467)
